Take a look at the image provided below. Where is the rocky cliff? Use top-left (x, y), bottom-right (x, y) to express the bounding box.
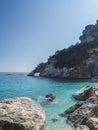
top-left (80, 20), bottom-right (98, 43)
top-left (28, 20), bottom-right (98, 79)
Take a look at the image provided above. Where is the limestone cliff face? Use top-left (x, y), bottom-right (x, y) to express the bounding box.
top-left (28, 20), bottom-right (98, 79)
top-left (28, 50), bottom-right (98, 78)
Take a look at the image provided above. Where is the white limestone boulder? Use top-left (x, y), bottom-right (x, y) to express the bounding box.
top-left (0, 97), bottom-right (46, 130)
top-left (72, 86), bottom-right (96, 100)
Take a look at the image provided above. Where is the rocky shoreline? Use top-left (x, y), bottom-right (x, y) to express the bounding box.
top-left (63, 86), bottom-right (98, 130)
top-left (0, 86), bottom-right (98, 130)
top-left (27, 20), bottom-right (98, 129)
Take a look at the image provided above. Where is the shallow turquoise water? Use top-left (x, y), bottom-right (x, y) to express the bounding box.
top-left (0, 72), bottom-right (98, 130)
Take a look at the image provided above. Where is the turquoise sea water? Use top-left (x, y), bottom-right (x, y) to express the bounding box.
top-left (0, 72), bottom-right (98, 130)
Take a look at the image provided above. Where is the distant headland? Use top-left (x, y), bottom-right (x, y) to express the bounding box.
top-left (28, 20), bottom-right (98, 79)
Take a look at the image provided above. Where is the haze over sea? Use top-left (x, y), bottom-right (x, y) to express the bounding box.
top-left (0, 72), bottom-right (98, 130)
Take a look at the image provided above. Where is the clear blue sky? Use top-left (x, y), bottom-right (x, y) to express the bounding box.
top-left (0, 0), bottom-right (98, 72)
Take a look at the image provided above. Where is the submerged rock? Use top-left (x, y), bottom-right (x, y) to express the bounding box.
top-left (51, 118), bottom-right (58, 122)
top-left (72, 86), bottom-right (96, 100)
top-left (0, 97), bottom-right (46, 130)
top-left (58, 113), bottom-right (66, 117)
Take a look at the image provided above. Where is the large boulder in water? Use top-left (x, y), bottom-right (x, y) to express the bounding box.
top-left (0, 97), bottom-right (46, 130)
top-left (72, 86), bottom-right (96, 100)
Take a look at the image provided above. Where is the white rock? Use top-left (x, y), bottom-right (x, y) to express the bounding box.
top-left (87, 117), bottom-right (98, 130)
top-left (72, 86), bottom-right (96, 100)
top-left (0, 97), bottom-right (46, 130)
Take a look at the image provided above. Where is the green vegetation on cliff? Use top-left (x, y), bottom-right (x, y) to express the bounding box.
top-left (28, 20), bottom-right (98, 78)
top-left (51, 41), bottom-right (98, 68)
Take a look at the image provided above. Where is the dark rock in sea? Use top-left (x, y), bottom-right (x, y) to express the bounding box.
top-left (0, 97), bottom-right (46, 130)
top-left (51, 118), bottom-right (58, 122)
top-left (45, 93), bottom-right (56, 102)
top-left (72, 86), bottom-right (96, 100)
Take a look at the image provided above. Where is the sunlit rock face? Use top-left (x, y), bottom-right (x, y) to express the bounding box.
top-left (28, 50), bottom-right (98, 79)
top-left (0, 97), bottom-right (46, 130)
top-left (40, 63), bottom-right (69, 78)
